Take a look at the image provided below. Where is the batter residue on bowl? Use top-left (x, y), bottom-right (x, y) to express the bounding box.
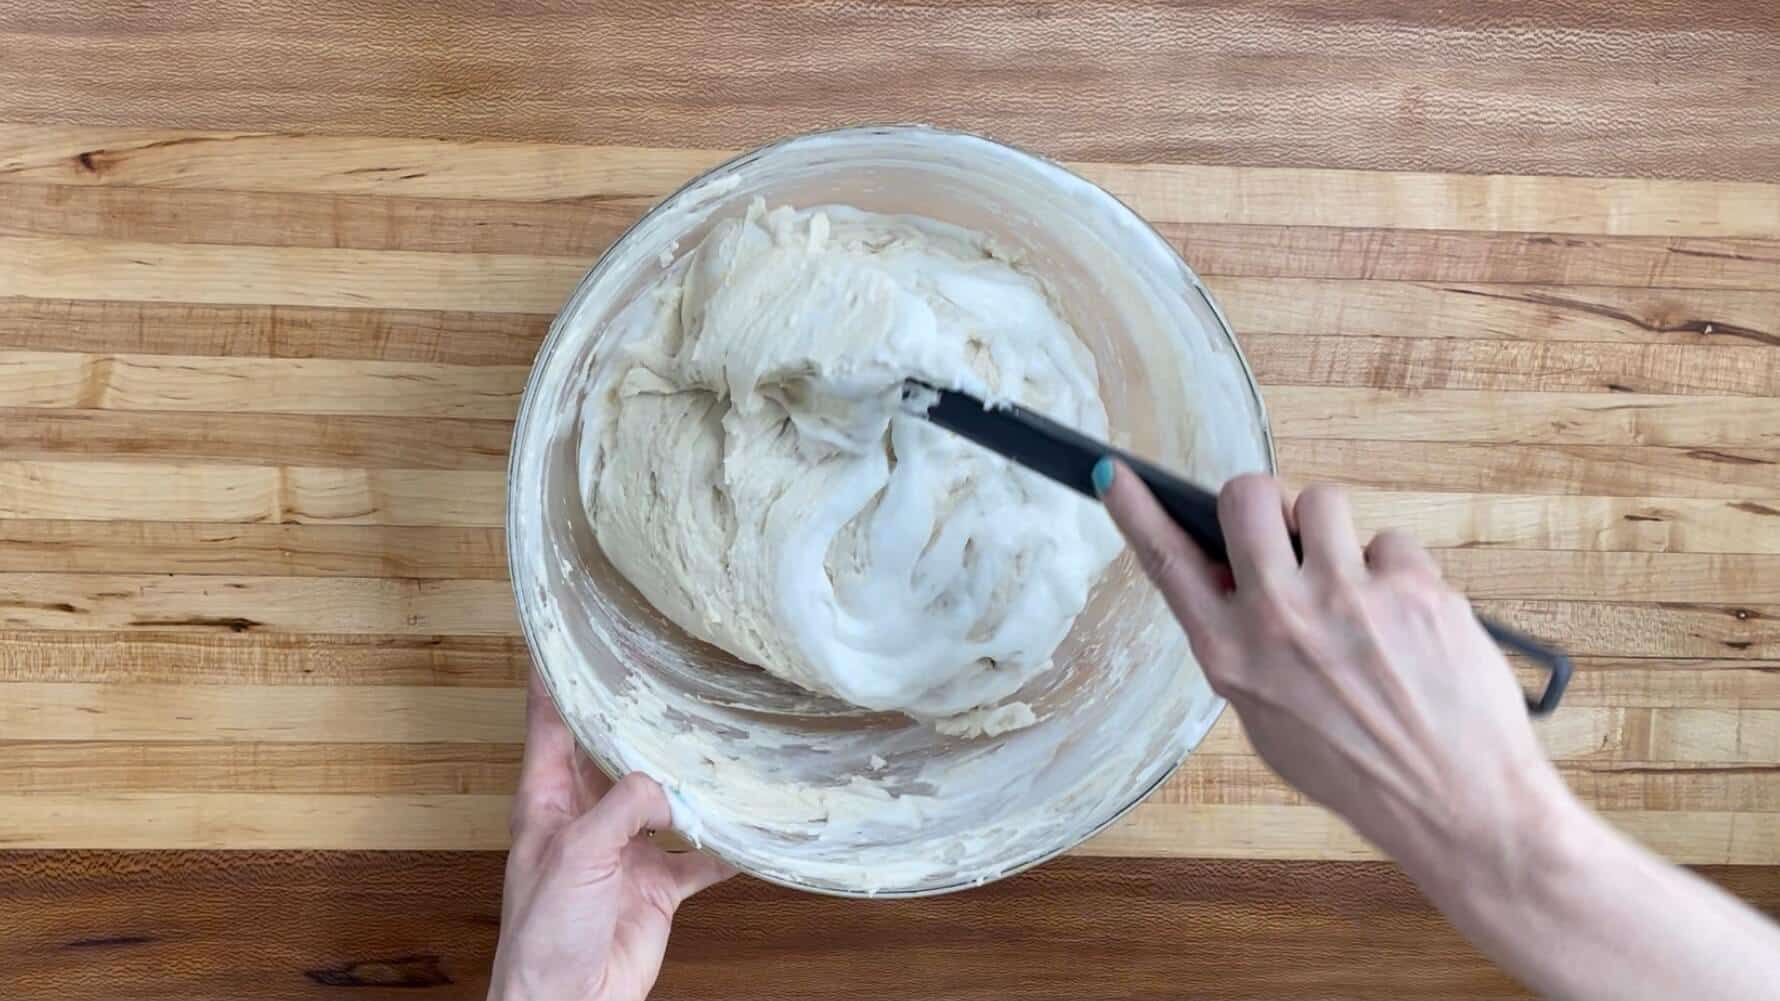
top-left (579, 200), bottom-right (1120, 729)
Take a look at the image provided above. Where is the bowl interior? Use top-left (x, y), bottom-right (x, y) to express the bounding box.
top-left (507, 127), bottom-right (1273, 895)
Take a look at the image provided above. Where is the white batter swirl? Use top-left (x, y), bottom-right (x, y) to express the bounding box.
top-left (580, 201), bottom-right (1120, 721)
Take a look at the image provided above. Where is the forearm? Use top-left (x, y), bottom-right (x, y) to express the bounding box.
top-left (1401, 781), bottom-right (1780, 1001)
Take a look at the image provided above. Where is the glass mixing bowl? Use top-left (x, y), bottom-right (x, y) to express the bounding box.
top-left (507, 126), bottom-right (1274, 896)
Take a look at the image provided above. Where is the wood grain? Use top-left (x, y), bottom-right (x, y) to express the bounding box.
top-left (0, 631), bottom-right (527, 686)
top-left (0, 235), bottom-right (587, 312)
top-left (0, 118), bottom-right (1771, 860)
top-left (0, 179), bottom-right (644, 255)
top-left (1279, 441), bottom-right (1780, 500)
top-left (1216, 281), bottom-right (1780, 343)
top-left (0, 741), bottom-right (521, 795)
top-left (0, 461), bottom-right (504, 524)
top-left (1270, 390), bottom-right (1780, 447)
top-left (0, 793), bottom-right (513, 850)
top-left (14, 850), bottom-right (1775, 1001)
top-left (5, 6), bottom-right (1779, 998)
top-left (1345, 492), bottom-right (1780, 555)
top-left (16, 743), bottom-right (1780, 813)
top-left (0, 521), bottom-right (508, 578)
top-left (0, 351), bottom-right (527, 418)
top-left (1514, 658), bottom-right (1780, 710)
top-left (0, 853), bottom-right (1533, 1001)
top-left (1476, 600), bottom-right (1780, 659)
top-left (0, 683), bottom-right (524, 743)
top-left (0, 297), bottom-right (550, 364)
top-left (9, 792), bottom-right (1780, 865)
top-left (7, 126), bottom-right (1780, 236)
top-left (1434, 551), bottom-right (1780, 604)
top-left (1183, 228), bottom-right (1780, 291)
top-left (20, 686), bottom-right (1780, 764)
top-left (0, 574), bottom-right (518, 634)
top-left (1249, 339), bottom-right (1780, 395)
top-left (0, 409), bottom-right (512, 468)
top-left (7, 631), bottom-right (1776, 710)
top-left (4, 0), bottom-right (1778, 181)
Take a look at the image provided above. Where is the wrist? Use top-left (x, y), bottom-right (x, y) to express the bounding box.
top-left (1401, 764), bottom-right (1602, 927)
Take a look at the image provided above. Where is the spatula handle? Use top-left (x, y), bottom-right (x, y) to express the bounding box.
top-left (912, 383), bottom-right (1571, 716)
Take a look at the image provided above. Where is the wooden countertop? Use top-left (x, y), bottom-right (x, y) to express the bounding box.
top-left (2, 3), bottom-right (1778, 998)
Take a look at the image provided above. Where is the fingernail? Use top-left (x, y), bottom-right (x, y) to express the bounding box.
top-left (1091, 457), bottom-right (1115, 496)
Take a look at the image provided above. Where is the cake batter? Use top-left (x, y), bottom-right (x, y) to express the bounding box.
top-left (579, 200), bottom-right (1120, 722)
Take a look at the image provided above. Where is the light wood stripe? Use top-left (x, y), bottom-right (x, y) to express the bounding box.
top-left (15, 356), bottom-right (1780, 448)
top-left (0, 180), bottom-right (643, 256)
top-left (1347, 491), bottom-right (1780, 555)
top-left (5, 126), bottom-right (1777, 237)
top-left (1280, 441), bottom-right (1780, 500)
top-left (1, 234), bottom-right (1776, 327)
top-left (7, 744), bottom-right (1779, 814)
top-left (8, 471), bottom-right (1779, 554)
top-left (1081, 164), bottom-right (1780, 239)
top-left (0, 522), bottom-right (508, 578)
top-left (0, 684), bottom-right (523, 742)
top-left (16, 355), bottom-right (1780, 445)
top-left (0, 409), bottom-right (511, 469)
top-left (1214, 279), bottom-right (1780, 344)
top-left (1175, 224), bottom-right (1780, 289)
top-left (0, 352), bottom-right (527, 419)
top-left (1092, 804), bottom-right (1780, 865)
top-left (2, 793), bottom-right (1774, 862)
top-left (0, 575), bottom-right (518, 634)
top-left (1250, 338), bottom-right (1780, 395)
top-left (0, 792), bottom-right (514, 850)
top-left (4, 630), bottom-right (1774, 709)
top-left (0, 235), bottom-right (587, 313)
top-left (1476, 600), bottom-right (1778, 660)
top-left (0, 461), bottom-right (504, 525)
top-left (0, 741), bottom-right (522, 795)
top-left (0, 298), bottom-right (551, 364)
top-left (1437, 551), bottom-right (1780, 604)
top-left (5, 629), bottom-right (1775, 711)
top-left (1157, 755), bottom-right (1780, 814)
top-left (10, 469), bottom-right (1775, 555)
top-left (18, 212), bottom-right (1772, 310)
top-left (1510, 659), bottom-right (1780, 710)
top-left (1271, 390), bottom-right (1780, 447)
top-left (6, 684), bottom-right (1775, 772)
top-left (0, 585), bottom-right (1771, 649)
top-left (0, 631), bottom-right (527, 686)
top-left (1197, 707), bottom-right (1780, 765)
top-left (8, 176), bottom-right (1780, 292)
top-left (3, 519), bottom-right (1772, 599)
top-left (0, 126), bottom-right (727, 200)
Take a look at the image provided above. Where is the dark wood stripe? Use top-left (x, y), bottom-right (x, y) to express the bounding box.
top-left (4, 1), bottom-right (1777, 180)
top-left (3, 852), bottom-right (1777, 1000)
top-left (0, 408), bottom-right (512, 469)
top-left (0, 298), bottom-right (551, 365)
top-left (0, 522), bottom-right (508, 578)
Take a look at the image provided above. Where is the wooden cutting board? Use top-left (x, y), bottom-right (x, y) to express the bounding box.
top-left (3, 122), bottom-right (1779, 864)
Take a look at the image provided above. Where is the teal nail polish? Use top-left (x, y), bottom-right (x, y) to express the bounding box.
top-left (1090, 457), bottom-right (1115, 496)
